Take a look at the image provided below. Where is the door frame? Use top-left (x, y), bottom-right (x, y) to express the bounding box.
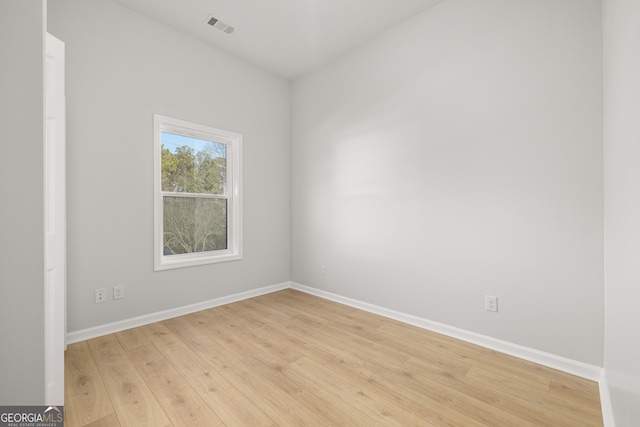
top-left (44, 32), bottom-right (66, 406)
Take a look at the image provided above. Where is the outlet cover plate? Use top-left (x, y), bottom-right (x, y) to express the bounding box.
top-left (113, 285), bottom-right (124, 300)
top-left (485, 295), bottom-right (498, 312)
top-left (95, 288), bottom-right (106, 304)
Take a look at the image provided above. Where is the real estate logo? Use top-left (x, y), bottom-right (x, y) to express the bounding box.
top-left (0, 406), bottom-right (63, 427)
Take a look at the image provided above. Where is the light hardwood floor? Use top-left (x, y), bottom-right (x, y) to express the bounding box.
top-left (64, 289), bottom-right (603, 426)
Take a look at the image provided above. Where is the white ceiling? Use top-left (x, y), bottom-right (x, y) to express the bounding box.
top-left (113, 0), bottom-right (444, 79)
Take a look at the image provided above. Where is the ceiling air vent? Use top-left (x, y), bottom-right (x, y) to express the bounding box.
top-left (206, 15), bottom-right (235, 35)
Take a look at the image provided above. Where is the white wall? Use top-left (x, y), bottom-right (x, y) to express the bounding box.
top-left (603, 0), bottom-right (640, 424)
top-left (291, 0), bottom-right (604, 365)
top-left (0, 0), bottom-right (46, 404)
top-left (48, 0), bottom-right (290, 333)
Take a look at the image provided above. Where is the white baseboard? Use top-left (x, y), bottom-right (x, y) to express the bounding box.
top-left (291, 283), bottom-right (616, 425)
top-left (65, 282), bottom-right (289, 345)
top-left (599, 370), bottom-right (616, 427)
top-left (66, 280), bottom-right (613, 423)
top-left (289, 282), bottom-right (603, 382)
top-left (69, 279), bottom-right (604, 382)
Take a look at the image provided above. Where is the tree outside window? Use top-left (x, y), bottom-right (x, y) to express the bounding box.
top-left (154, 115), bottom-right (242, 270)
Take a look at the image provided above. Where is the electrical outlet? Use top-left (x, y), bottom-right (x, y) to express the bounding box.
top-left (485, 295), bottom-right (498, 312)
top-left (113, 285), bottom-right (124, 300)
top-left (321, 265), bottom-right (327, 276)
top-left (95, 288), bottom-right (106, 304)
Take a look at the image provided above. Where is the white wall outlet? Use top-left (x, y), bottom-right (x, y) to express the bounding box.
top-left (95, 288), bottom-right (106, 304)
top-left (113, 285), bottom-right (124, 300)
top-left (485, 295), bottom-right (498, 312)
top-left (321, 265), bottom-right (327, 276)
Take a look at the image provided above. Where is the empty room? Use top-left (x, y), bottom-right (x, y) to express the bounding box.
top-left (1, 0), bottom-right (639, 425)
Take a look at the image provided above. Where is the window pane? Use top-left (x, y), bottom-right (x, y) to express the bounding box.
top-left (161, 132), bottom-right (227, 194)
top-left (163, 196), bottom-right (227, 255)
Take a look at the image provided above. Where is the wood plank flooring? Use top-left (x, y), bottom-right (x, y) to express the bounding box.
top-left (64, 289), bottom-right (603, 426)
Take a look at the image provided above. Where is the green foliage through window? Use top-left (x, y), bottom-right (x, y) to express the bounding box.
top-left (161, 132), bottom-right (228, 255)
top-left (154, 114), bottom-right (242, 270)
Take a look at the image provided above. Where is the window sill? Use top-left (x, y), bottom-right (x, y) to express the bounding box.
top-left (154, 251), bottom-right (242, 271)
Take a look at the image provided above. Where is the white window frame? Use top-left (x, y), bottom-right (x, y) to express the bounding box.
top-left (154, 114), bottom-right (242, 271)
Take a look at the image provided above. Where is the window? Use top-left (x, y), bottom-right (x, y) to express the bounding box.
top-left (154, 114), bottom-right (242, 270)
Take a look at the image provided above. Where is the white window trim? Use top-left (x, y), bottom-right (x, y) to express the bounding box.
top-left (153, 114), bottom-right (243, 271)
